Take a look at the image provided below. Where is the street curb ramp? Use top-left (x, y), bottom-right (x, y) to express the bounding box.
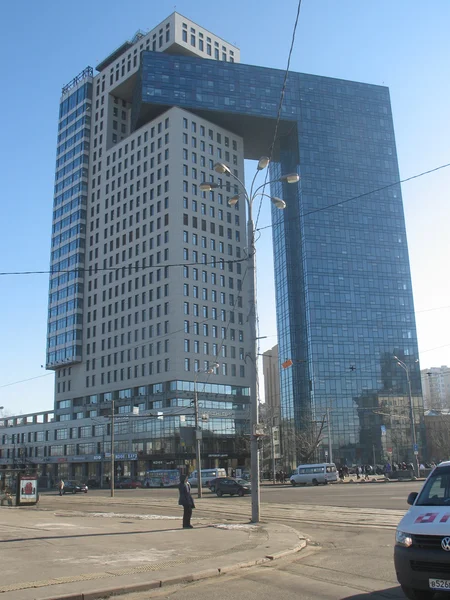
top-left (41, 526), bottom-right (307, 600)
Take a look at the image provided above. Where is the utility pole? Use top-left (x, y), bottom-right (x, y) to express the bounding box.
top-left (194, 363), bottom-right (218, 499)
top-left (326, 407), bottom-right (333, 464)
top-left (110, 399), bottom-right (115, 498)
top-left (201, 159), bottom-right (299, 523)
top-left (394, 356), bottom-right (419, 477)
top-left (271, 425), bottom-right (276, 484)
top-left (193, 376), bottom-right (202, 499)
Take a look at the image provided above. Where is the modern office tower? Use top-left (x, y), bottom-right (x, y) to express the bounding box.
top-left (39, 10), bottom-right (422, 481)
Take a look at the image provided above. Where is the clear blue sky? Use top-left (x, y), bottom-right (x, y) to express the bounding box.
top-left (1, 0), bottom-right (449, 415)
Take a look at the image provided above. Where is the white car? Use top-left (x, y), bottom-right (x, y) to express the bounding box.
top-left (395, 460), bottom-right (450, 599)
top-left (290, 463), bottom-right (338, 486)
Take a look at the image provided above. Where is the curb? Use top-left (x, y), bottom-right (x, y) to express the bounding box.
top-left (41, 535), bottom-right (307, 600)
top-left (337, 477), bottom-right (426, 484)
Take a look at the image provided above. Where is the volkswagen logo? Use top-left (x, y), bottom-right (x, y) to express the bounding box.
top-left (441, 538), bottom-right (450, 551)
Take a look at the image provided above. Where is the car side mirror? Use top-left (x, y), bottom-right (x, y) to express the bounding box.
top-left (407, 492), bottom-right (418, 506)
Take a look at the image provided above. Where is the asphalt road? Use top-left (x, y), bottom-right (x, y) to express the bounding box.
top-left (122, 524), bottom-right (406, 600)
top-left (50, 480), bottom-right (422, 511)
top-left (37, 483), bottom-right (430, 600)
top-left (120, 510), bottom-right (450, 600)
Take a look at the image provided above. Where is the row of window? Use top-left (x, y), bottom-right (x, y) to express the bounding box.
top-left (47, 345), bottom-right (81, 365)
top-left (52, 209), bottom-right (86, 235)
top-left (84, 360), bottom-right (246, 389)
top-left (181, 23), bottom-right (235, 62)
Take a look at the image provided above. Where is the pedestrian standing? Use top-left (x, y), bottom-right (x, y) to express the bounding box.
top-left (58, 479), bottom-right (64, 496)
top-left (178, 474), bottom-right (195, 529)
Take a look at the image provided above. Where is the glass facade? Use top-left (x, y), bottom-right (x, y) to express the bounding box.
top-left (135, 51), bottom-right (423, 468)
top-left (47, 74), bottom-right (92, 368)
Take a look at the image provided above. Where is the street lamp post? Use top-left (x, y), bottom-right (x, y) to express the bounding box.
top-left (194, 362), bottom-right (219, 499)
top-left (394, 356), bottom-right (419, 477)
top-left (110, 399), bottom-right (115, 497)
top-left (201, 159), bottom-right (299, 522)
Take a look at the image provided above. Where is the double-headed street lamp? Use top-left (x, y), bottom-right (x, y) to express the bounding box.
top-left (393, 355), bottom-right (419, 477)
top-left (194, 362), bottom-right (219, 499)
top-left (200, 158), bottom-right (299, 522)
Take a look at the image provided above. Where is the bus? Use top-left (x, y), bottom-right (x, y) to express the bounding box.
top-left (144, 469), bottom-right (180, 488)
top-left (290, 463), bottom-right (338, 486)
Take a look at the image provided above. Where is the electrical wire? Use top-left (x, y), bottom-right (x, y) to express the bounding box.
top-left (1, 161), bottom-right (448, 277)
top-left (0, 373), bottom-right (53, 389)
top-left (0, 255), bottom-right (248, 277)
top-left (256, 161), bottom-right (450, 232)
top-left (254, 0), bottom-right (303, 231)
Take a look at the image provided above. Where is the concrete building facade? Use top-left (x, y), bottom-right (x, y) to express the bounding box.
top-left (421, 367), bottom-right (450, 410)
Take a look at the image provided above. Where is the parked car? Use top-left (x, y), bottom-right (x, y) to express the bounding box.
top-left (116, 478), bottom-right (143, 489)
top-left (86, 478), bottom-right (100, 488)
top-left (63, 481), bottom-right (88, 494)
top-left (208, 477), bottom-right (225, 493)
top-left (215, 477), bottom-right (251, 497)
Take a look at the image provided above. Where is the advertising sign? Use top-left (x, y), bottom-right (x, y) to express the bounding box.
top-left (18, 474), bottom-right (39, 505)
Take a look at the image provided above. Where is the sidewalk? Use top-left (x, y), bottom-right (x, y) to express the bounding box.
top-left (0, 500), bottom-right (306, 600)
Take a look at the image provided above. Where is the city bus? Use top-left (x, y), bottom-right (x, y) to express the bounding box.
top-left (144, 469), bottom-right (180, 488)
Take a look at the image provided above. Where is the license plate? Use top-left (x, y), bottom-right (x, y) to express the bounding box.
top-left (430, 579), bottom-right (450, 590)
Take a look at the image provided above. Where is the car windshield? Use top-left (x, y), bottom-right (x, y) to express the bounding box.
top-left (416, 467), bottom-right (450, 506)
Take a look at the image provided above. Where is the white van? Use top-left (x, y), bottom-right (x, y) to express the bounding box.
top-left (187, 468), bottom-right (227, 488)
top-left (395, 460), bottom-right (450, 599)
top-left (290, 463), bottom-right (338, 486)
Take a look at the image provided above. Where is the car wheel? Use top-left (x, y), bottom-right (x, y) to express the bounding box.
top-left (210, 486), bottom-right (215, 493)
top-left (323, 481), bottom-right (328, 485)
top-left (401, 585), bottom-right (434, 600)
top-left (238, 489), bottom-right (245, 497)
top-left (312, 479), bottom-right (319, 486)
top-left (216, 489), bottom-right (223, 497)
top-left (291, 480), bottom-right (296, 486)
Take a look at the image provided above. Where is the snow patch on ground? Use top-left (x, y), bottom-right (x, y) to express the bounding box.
top-left (90, 512), bottom-right (180, 520)
top-left (35, 522), bottom-right (85, 529)
top-left (212, 523), bottom-right (258, 531)
top-left (55, 548), bottom-right (176, 566)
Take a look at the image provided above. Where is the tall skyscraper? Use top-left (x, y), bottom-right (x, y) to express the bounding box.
top-left (46, 14), bottom-right (252, 477)
top-left (42, 11), bottom-right (423, 479)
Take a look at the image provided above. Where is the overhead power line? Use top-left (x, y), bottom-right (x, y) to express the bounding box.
top-left (0, 373), bottom-right (53, 389)
top-left (256, 161), bottom-right (450, 232)
top-left (255, 0), bottom-right (303, 231)
top-left (0, 255), bottom-right (248, 278)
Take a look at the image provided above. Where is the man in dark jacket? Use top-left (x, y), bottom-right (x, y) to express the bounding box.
top-left (178, 474), bottom-right (195, 529)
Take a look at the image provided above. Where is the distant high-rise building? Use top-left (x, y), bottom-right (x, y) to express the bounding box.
top-left (262, 345), bottom-right (280, 425)
top-left (421, 367), bottom-right (450, 409)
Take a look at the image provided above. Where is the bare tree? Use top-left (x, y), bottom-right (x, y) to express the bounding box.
top-left (425, 412), bottom-right (450, 461)
top-left (294, 414), bottom-right (327, 464)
